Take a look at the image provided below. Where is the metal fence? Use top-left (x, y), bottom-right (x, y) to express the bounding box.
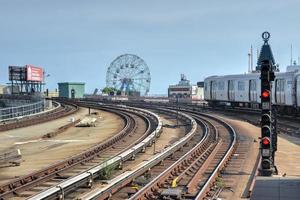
top-left (0, 100), bottom-right (45, 121)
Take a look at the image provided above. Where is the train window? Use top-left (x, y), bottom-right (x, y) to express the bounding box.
top-left (218, 81), bottom-right (224, 90)
top-left (250, 80), bottom-right (256, 90)
top-left (229, 80), bottom-right (234, 90)
top-left (276, 79), bottom-right (280, 91)
top-left (204, 83), bottom-right (207, 91)
top-left (238, 81), bottom-right (245, 91)
top-left (212, 81), bottom-right (217, 90)
top-left (276, 79), bottom-right (285, 92)
top-left (281, 80), bottom-right (285, 91)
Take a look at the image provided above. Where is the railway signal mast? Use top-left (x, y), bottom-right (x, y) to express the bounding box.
top-left (257, 32), bottom-right (277, 176)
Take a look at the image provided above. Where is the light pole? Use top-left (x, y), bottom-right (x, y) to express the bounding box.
top-left (176, 94), bottom-right (179, 126)
top-left (43, 72), bottom-right (50, 96)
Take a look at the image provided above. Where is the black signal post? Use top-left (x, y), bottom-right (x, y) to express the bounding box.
top-left (258, 32), bottom-right (277, 176)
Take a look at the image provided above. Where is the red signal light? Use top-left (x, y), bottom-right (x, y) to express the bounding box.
top-left (262, 138), bottom-right (270, 146)
top-left (262, 90), bottom-right (270, 98)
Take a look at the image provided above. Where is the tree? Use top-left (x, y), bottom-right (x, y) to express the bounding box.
top-left (102, 87), bottom-right (115, 94)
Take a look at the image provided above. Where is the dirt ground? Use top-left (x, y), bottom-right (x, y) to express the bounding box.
top-left (217, 115), bottom-right (260, 199)
top-left (217, 113), bottom-right (300, 177)
top-left (276, 134), bottom-right (300, 176)
top-left (213, 112), bottom-right (300, 199)
top-left (0, 108), bottom-right (124, 185)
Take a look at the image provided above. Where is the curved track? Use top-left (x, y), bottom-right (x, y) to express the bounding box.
top-left (73, 105), bottom-right (237, 200)
top-left (0, 102), bottom-right (158, 199)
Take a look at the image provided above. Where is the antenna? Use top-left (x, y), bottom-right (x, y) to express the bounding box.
top-left (251, 45), bottom-right (253, 72)
top-left (290, 44), bottom-right (293, 65)
top-left (248, 53), bottom-right (251, 73)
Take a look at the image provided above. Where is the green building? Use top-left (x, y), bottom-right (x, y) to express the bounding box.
top-left (58, 82), bottom-right (85, 98)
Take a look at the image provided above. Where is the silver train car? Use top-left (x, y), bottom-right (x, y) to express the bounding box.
top-left (204, 66), bottom-right (300, 114)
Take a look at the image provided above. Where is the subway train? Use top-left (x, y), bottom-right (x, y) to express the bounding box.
top-left (204, 64), bottom-right (300, 115)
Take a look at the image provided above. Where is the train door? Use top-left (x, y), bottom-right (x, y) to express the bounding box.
top-left (228, 80), bottom-right (235, 101)
top-left (249, 79), bottom-right (257, 102)
top-left (211, 81), bottom-right (217, 100)
top-left (275, 79), bottom-right (285, 104)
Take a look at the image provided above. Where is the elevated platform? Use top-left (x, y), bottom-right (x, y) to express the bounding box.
top-left (251, 177), bottom-right (300, 200)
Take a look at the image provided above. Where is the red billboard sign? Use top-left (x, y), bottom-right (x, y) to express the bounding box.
top-left (26, 65), bottom-right (43, 82)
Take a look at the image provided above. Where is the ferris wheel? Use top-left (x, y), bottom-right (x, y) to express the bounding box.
top-left (106, 54), bottom-right (151, 96)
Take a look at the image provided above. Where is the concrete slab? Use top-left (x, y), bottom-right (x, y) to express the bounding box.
top-left (251, 177), bottom-right (300, 200)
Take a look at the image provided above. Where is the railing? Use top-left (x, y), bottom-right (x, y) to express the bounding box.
top-left (0, 100), bottom-right (45, 121)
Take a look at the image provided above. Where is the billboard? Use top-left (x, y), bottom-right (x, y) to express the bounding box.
top-left (26, 65), bottom-right (43, 82)
top-left (9, 66), bottom-right (26, 81)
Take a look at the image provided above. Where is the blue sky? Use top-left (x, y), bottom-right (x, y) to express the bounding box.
top-left (0, 0), bottom-right (300, 94)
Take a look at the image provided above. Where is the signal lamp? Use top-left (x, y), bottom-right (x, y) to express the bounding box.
top-left (262, 79), bottom-right (269, 87)
top-left (262, 159), bottom-right (271, 169)
top-left (262, 90), bottom-right (270, 98)
top-left (262, 126), bottom-right (271, 137)
top-left (262, 114), bottom-right (271, 124)
top-left (262, 137), bottom-right (270, 146)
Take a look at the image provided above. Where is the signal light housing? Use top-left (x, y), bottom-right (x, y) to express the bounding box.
top-left (258, 33), bottom-right (276, 176)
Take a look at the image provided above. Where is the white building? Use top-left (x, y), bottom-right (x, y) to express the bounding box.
top-left (168, 74), bottom-right (204, 100)
top-left (168, 74), bottom-right (192, 98)
top-left (0, 85), bottom-right (20, 95)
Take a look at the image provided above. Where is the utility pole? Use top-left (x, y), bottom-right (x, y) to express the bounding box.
top-left (257, 32), bottom-right (277, 176)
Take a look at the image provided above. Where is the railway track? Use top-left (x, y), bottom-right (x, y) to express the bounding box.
top-left (0, 99), bottom-right (266, 199)
top-left (128, 100), bottom-right (300, 137)
top-left (0, 102), bottom-right (78, 131)
top-left (0, 103), bottom-right (159, 199)
top-left (127, 110), bottom-right (236, 200)
top-left (63, 105), bottom-right (237, 200)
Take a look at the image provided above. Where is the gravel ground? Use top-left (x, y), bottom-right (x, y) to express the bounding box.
top-left (212, 112), bottom-right (300, 199)
top-left (0, 108), bottom-right (123, 185)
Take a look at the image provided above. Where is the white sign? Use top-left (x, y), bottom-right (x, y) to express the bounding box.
top-left (262, 149), bottom-right (270, 157)
top-left (262, 102), bottom-right (270, 110)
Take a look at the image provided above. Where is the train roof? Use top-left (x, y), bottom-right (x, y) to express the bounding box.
top-left (205, 71), bottom-right (298, 81)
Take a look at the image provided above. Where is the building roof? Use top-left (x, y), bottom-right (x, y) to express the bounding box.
top-left (58, 82), bottom-right (85, 85)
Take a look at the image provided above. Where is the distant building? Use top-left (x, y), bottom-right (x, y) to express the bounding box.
top-left (168, 74), bottom-right (192, 98)
top-left (0, 85), bottom-right (5, 95)
top-left (58, 82), bottom-right (85, 98)
top-left (168, 75), bottom-right (204, 101)
top-left (194, 81), bottom-right (204, 100)
top-left (44, 89), bottom-right (59, 98)
top-left (0, 85), bottom-right (20, 95)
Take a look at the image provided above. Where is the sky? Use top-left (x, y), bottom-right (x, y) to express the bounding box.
top-left (0, 0), bottom-right (300, 95)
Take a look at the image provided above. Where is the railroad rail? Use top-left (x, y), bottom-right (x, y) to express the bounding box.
top-left (0, 103), bottom-right (159, 199)
top-left (124, 109), bottom-right (236, 200)
top-left (65, 107), bottom-right (196, 200)
top-left (0, 101), bottom-right (78, 131)
top-left (23, 103), bottom-right (163, 200)
top-left (124, 100), bottom-right (300, 138)
top-left (64, 105), bottom-right (236, 200)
